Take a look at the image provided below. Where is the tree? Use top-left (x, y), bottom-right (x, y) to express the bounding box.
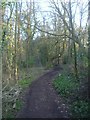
top-left (13, 2), bottom-right (18, 83)
top-left (0, 1), bottom-right (2, 119)
top-left (68, 0), bottom-right (78, 78)
top-left (48, 0), bottom-right (88, 79)
top-left (88, 0), bottom-right (90, 98)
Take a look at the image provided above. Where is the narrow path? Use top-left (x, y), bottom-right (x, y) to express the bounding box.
top-left (16, 67), bottom-right (69, 118)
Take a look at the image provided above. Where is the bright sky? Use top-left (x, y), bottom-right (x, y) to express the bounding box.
top-left (35, 0), bottom-right (88, 27)
top-left (5, 0), bottom-right (88, 27)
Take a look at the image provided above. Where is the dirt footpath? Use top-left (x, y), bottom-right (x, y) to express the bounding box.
top-left (16, 67), bottom-right (69, 118)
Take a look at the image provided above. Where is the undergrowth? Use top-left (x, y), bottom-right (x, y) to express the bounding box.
top-left (70, 100), bottom-right (89, 118)
top-left (53, 73), bottom-right (79, 97)
top-left (53, 71), bottom-right (88, 118)
top-left (3, 67), bottom-right (47, 118)
top-left (18, 78), bottom-right (32, 88)
top-left (2, 78), bottom-right (32, 118)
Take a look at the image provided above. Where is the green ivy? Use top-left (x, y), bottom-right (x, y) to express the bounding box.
top-left (53, 74), bottom-right (79, 97)
top-left (70, 100), bottom-right (89, 118)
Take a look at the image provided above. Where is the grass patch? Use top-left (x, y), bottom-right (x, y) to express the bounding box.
top-left (15, 99), bottom-right (23, 111)
top-left (18, 78), bottom-right (32, 88)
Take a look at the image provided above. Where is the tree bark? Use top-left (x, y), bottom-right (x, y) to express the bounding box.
top-left (69, 0), bottom-right (78, 79)
top-left (14, 2), bottom-right (18, 83)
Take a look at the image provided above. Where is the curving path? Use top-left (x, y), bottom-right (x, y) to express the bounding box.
top-left (16, 67), bottom-right (69, 118)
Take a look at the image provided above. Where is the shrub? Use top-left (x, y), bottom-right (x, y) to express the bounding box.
top-left (53, 74), bottom-right (79, 97)
top-left (70, 100), bottom-right (89, 118)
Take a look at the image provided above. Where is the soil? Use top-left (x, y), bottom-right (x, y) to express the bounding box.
top-left (16, 66), bottom-right (70, 118)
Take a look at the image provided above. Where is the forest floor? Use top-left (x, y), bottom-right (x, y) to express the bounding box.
top-left (16, 66), bottom-right (70, 118)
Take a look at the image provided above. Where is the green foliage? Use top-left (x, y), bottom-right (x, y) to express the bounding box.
top-left (3, 99), bottom-right (22, 118)
top-left (18, 78), bottom-right (32, 88)
top-left (20, 60), bottom-right (27, 68)
top-left (5, 111), bottom-right (14, 118)
top-left (62, 55), bottom-right (68, 64)
top-left (19, 57), bottom-right (35, 68)
top-left (39, 44), bottom-right (48, 66)
top-left (28, 57), bottom-right (35, 67)
top-left (83, 56), bottom-right (88, 67)
top-left (3, 79), bottom-right (32, 118)
top-left (45, 62), bottom-right (53, 69)
top-left (53, 73), bottom-right (79, 97)
top-left (70, 100), bottom-right (89, 118)
top-left (53, 70), bottom-right (88, 118)
top-left (15, 99), bottom-right (22, 110)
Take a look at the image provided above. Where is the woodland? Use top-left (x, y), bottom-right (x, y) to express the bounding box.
top-left (1, 0), bottom-right (89, 118)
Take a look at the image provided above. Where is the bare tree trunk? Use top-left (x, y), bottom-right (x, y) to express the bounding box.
top-left (17, 2), bottom-right (22, 80)
top-left (88, 0), bottom-right (90, 98)
top-left (69, 0), bottom-right (78, 79)
top-left (25, 0), bottom-right (32, 76)
top-left (14, 2), bottom-right (18, 83)
top-left (0, 2), bottom-right (2, 118)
